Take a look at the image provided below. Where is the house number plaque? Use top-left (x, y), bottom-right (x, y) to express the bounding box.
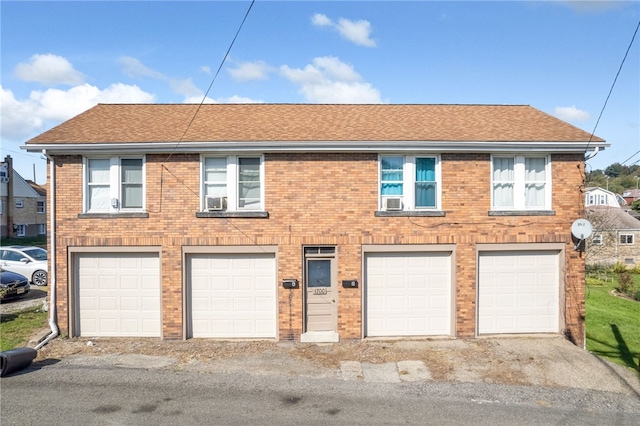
top-left (313, 288), bottom-right (328, 295)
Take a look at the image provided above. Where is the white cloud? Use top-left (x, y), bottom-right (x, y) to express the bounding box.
top-left (1, 86), bottom-right (44, 140)
top-left (14, 53), bottom-right (85, 86)
top-left (554, 105), bottom-right (591, 122)
top-left (280, 56), bottom-right (382, 103)
top-left (227, 61), bottom-right (273, 81)
top-left (312, 13), bottom-right (376, 47)
top-left (118, 56), bottom-right (204, 100)
top-left (312, 13), bottom-right (332, 27)
top-left (169, 78), bottom-right (202, 99)
top-left (118, 56), bottom-right (165, 80)
top-left (200, 66), bottom-right (211, 75)
top-left (558, 1), bottom-right (624, 13)
top-left (1, 83), bottom-right (155, 141)
top-left (335, 18), bottom-right (376, 47)
top-left (182, 94), bottom-right (264, 104)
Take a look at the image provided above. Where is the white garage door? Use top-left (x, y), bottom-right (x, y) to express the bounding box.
top-left (76, 253), bottom-right (161, 337)
top-left (478, 251), bottom-right (559, 334)
top-left (365, 252), bottom-right (452, 337)
top-left (188, 253), bottom-right (276, 338)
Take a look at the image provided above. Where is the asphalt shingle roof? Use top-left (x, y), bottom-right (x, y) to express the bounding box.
top-left (26, 104), bottom-right (604, 145)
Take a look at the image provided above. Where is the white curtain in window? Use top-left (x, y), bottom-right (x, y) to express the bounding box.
top-left (205, 157), bottom-right (227, 198)
top-left (89, 186), bottom-right (110, 210)
top-left (492, 158), bottom-right (514, 207)
top-left (238, 158), bottom-right (260, 209)
top-left (525, 158), bottom-right (546, 208)
top-left (88, 159), bottom-right (110, 211)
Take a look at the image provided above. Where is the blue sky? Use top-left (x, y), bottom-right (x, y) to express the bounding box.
top-left (1, 0), bottom-right (639, 184)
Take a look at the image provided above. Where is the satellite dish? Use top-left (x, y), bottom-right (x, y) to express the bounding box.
top-left (571, 219), bottom-right (593, 240)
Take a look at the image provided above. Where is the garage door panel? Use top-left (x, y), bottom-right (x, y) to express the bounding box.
top-left (478, 251), bottom-right (559, 334)
top-left (77, 253), bottom-right (161, 337)
top-left (189, 253), bottom-right (276, 339)
top-left (365, 252), bottom-right (452, 337)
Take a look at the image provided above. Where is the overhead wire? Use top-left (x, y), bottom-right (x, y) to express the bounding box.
top-left (582, 18), bottom-right (639, 197)
top-left (584, 18), bottom-right (640, 157)
top-left (152, 0), bottom-right (255, 215)
top-left (164, 0), bottom-right (255, 163)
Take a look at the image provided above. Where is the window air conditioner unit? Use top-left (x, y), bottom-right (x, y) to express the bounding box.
top-left (0, 177), bottom-right (8, 183)
top-left (384, 197), bottom-right (402, 211)
top-left (206, 196), bottom-right (226, 211)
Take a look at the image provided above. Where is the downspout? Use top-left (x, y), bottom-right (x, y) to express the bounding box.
top-left (584, 146), bottom-right (600, 161)
top-left (35, 150), bottom-right (58, 350)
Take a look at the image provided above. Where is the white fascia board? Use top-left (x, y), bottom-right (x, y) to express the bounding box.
top-left (23, 140), bottom-right (609, 155)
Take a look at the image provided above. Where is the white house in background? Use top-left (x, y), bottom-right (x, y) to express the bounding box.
top-left (584, 187), bottom-right (625, 208)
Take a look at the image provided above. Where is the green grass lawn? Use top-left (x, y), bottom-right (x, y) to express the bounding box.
top-left (0, 307), bottom-right (48, 352)
top-left (586, 277), bottom-right (640, 370)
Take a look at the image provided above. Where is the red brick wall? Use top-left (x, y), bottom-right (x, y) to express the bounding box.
top-left (51, 152), bottom-right (586, 346)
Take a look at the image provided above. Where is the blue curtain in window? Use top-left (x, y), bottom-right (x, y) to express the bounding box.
top-left (381, 157), bottom-right (403, 195)
top-left (415, 158), bottom-right (436, 207)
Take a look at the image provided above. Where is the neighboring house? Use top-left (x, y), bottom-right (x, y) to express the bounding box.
top-left (621, 188), bottom-right (640, 205)
top-left (586, 205), bottom-right (640, 267)
top-left (23, 103), bottom-right (608, 347)
top-left (1, 156), bottom-right (47, 239)
top-left (584, 187), bottom-right (625, 208)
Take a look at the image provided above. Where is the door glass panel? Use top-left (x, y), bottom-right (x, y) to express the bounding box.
top-left (307, 259), bottom-right (331, 287)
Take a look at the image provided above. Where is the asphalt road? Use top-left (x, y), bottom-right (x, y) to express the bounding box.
top-left (2, 362), bottom-right (639, 425)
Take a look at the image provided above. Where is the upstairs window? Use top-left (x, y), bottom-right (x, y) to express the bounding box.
top-left (492, 155), bottom-right (550, 210)
top-left (379, 155), bottom-right (440, 211)
top-left (85, 157), bottom-right (145, 212)
top-left (37, 200), bottom-right (45, 214)
top-left (202, 155), bottom-right (264, 212)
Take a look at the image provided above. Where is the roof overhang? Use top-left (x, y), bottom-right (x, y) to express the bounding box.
top-left (23, 140), bottom-right (610, 156)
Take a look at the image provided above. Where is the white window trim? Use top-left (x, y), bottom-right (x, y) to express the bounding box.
top-left (619, 234), bottom-right (634, 245)
top-left (491, 154), bottom-right (552, 210)
top-left (200, 155), bottom-right (265, 212)
top-left (37, 200), bottom-right (46, 214)
top-left (16, 224), bottom-right (26, 237)
top-left (15, 200), bottom-right (24, 208)
top-left (83, 156), bottom-right (146, 213)
top-left (39, 224), bottom-right (46, 235)
top-left (378, 155), bottom-right (441, 211)
top-left (592, 233), bottom-right (603, 245)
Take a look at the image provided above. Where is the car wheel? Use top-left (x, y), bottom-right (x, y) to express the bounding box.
top-left (33, 270), bottom-right (48, 286)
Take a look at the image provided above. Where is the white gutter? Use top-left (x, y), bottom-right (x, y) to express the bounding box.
top-left (35, 150), bottom-right (58, 350)
top-left (23, 140), bottom-right (611, 155)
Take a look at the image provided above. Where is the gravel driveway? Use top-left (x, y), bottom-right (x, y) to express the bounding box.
top-left (3, 289), bottom-right (638, 398)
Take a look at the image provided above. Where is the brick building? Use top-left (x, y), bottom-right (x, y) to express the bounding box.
top-left (1, 155), bottom-right (47, 239)
top-left (24, 104), bottom-right (607, 346)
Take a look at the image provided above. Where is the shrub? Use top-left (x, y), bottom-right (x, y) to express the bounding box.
top-left (586, 276), bottom-right (606, 287)
top-left (613, 262), bottom-right (628, 274)
top-left (616, 271), bottom-right (634, 294)
top-left (635, 290), bottom-right (640, 302)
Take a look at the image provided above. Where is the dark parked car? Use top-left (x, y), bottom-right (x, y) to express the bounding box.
top-left (0, 270), bottom-right (31, 301)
